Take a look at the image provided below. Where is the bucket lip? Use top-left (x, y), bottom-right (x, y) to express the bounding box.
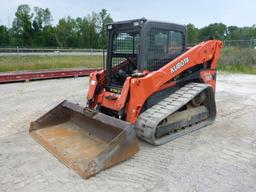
top-left (62, 100), bottom-right (134, 130)
top-left (30, 100), bottom-right (134, 134)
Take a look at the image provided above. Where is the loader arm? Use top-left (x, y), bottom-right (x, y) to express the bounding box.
top-left (126, 40), bottom-right (223, 123)
top-left (88, 40), bottom-right (222, 123)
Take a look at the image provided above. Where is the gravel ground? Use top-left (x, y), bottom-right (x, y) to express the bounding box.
top-left (0, 72), bottom-right (256, 192)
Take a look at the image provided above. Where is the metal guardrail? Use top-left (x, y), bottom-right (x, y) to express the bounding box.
top-left (0, 47), bottom-right (102, 53)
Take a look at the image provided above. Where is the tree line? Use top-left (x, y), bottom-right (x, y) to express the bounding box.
top-left (187, 23), bottom-right (256, 44)
top-left (0, 4), bottom-right (256, 48)
top-left (0, 4), bottom-right (112, 48)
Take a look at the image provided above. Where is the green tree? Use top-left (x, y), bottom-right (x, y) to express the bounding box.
top-left (240, 26), bottom-right (256, 39)
top-left (32, 7), bottom-right (53, 46)
top-left (0, 25), bottom-right (9, 46)
top-left (12, 4), bottom-right (33, 46)
top-left (56, 16), bottom-right (77, 47)
top-left (2, 5), bottom-right (114, 48)
top-left (186, 23), bottom-right (199, 44)
top-left (41, 25), bottom-right (57, 47)
top-left (76, 17), bottom-right (90, 48)
top-left (199, 23), bottom-right (227, 41)
top-left (75, 12), bottom-right (99, 48)
top-left (33, 7), bottom-right (52, 31)
top-left (97, 9), bottom-right (113, 48)
top-left (86, 12), bottom-right (99, 48)
top-left (226, 26), bottom-right (241, 40)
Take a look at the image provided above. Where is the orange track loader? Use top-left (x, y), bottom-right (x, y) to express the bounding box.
top-left (30, 18), bottom-right (223, 179)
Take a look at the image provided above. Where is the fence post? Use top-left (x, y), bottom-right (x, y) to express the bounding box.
top-left (16, 46), bottom-right (19, 55)
top-left (16, 46), bottom-right (19, 71)
top-left (102, 48), bottom-right (105, 69)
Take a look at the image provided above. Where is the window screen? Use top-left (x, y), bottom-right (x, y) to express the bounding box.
top-left (113, 32), bottom-right (140, 54)
top-left (168, 31), bottom-right (183, 55)
top-left (147, 28), bottom-right (183, 71)
top-left (109, 31), bottom-right (140, 86)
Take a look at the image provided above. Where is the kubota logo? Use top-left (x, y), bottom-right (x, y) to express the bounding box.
top-left (171, 57), bottom-right (190, 73)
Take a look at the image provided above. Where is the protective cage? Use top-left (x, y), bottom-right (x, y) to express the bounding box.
top-left (106, 19), bottom-right (187, 87)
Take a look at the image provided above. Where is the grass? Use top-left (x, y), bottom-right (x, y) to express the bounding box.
top-left (1, 46), bottom-right (256, 75)
top-left (218, 46), bottom-right (256, 74)
top-left (0, 55), bottom-right (103, 72)
top-left (218, 62), bottom-right (256, 74)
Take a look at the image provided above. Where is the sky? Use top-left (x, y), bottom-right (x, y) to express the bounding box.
top-left (0, 0), bottom-right (255, 28)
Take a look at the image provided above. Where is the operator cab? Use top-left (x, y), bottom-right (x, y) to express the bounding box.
top-left (106, 18), bottom-right (187, 91)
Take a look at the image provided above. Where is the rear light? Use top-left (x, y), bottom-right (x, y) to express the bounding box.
top-left (133, 21), bottom-right (139, 26)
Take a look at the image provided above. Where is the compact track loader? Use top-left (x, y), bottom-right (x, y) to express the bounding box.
top-left (30, 18), bottom-right (223, 179)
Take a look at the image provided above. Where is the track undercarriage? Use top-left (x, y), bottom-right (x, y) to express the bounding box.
top-left (135, 83), bottom-right (216, 145)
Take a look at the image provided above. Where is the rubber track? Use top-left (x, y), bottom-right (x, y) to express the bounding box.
top-left (135, 83), bottom-right (213, 145)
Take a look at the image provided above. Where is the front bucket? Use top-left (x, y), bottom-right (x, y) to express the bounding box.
top-left (29, 100), bottom-right (139, 179)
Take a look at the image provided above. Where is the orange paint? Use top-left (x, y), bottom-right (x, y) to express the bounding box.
top-left (87, 40), bottom-right (223, 124)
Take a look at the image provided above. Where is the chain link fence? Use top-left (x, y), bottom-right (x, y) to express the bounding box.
top-left (224, 39), bottom-right (256, 49)
top-left (220, 39), bottom-right (256, 68)
top-left (188, 39), bottom-right (256, 49)
top-left (0, 39), bottom-right (256, 73)
top-left (0, 47), bottom-right (105, 72)
top-left (188, 39), bottom-right (256, 70)
top-left (0, 47), bottom-right (103, 56)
